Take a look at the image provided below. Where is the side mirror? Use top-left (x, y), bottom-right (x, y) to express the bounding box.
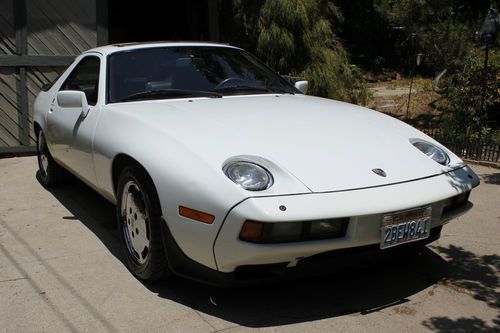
top-left (294, 80), bottom-right (309, 94)
top-left (57, 90), bottom-right (90, 117)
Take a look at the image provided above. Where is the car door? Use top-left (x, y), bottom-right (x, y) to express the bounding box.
top-left (46, 55), bottom-right (102, 185)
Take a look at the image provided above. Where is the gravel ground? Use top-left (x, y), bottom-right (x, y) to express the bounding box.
top-left (0, 157), bottom-right (498, 333)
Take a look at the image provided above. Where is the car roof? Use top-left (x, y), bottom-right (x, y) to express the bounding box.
top-left (84, 41), bottom-right (239, 56)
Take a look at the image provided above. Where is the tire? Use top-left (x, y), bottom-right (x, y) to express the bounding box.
top-left (116, 166), bottom-right (171, 280)
top-left (36, 129), bottom-right (68, 187)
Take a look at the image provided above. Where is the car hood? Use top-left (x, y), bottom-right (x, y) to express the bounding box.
top-left (107, 94), bottom-right (462, 193)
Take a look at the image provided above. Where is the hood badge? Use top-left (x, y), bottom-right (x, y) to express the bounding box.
top-left (372, 168), bottom-right (387, 177)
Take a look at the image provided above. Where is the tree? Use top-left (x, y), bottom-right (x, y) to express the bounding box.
top-left (219, 0), bottom-right (368, 103)
top-left (440, 49), bottom-right (500, 138)
top-left (335, 0), bottom-right (400, 72)
top-left (374, 0), bottom-right (497, 74)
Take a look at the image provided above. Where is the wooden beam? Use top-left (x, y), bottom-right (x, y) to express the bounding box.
top-left (0, 55), bottom-right (76, 67)
top-left (13, 0), bottom-right (27, 55)
top-left (0, 145), bottom-right (36, 156)
top-left (13, 0), bottom-right (29, 145)
top-left (16, 67), bottom-right (29, 145)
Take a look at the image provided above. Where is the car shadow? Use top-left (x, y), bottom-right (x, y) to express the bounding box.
top-left (36, 171), bottom-right (123, 261)
top-left (38, 171), bottom-right (485, 328)
top-left (144, 249), bottom-right (447, 327)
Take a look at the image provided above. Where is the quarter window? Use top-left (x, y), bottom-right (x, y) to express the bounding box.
top-left (61, 56), bottom-right (100, 106)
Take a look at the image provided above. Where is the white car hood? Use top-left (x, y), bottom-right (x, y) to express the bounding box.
top-left (107, 94), bottom-right (460, 193)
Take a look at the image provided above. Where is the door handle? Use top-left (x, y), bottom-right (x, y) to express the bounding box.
top-left (49, 98), bottom-right (55, 112)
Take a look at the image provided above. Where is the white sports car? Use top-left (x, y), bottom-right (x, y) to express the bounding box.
top-left (34, 42), bottom-right (479, 286)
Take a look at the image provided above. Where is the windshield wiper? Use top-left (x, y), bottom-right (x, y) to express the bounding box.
top-left (269, 87), bottom-right (295, 94)
top-left (212, 85), bottom-right (273, 93)
top-left (212, 85), bottom-right (294, 95)
top-left (119, 89), bottom-right (222, 102)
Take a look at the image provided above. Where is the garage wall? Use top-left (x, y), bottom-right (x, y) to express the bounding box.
top-left (0, 0), bottom-right (98, 153)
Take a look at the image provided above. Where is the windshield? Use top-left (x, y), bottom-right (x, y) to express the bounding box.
top-left (107, 46), bottom-right (297, 103)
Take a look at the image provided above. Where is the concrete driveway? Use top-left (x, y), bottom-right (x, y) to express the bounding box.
top-left (0, 157), bottom-right (498, 333)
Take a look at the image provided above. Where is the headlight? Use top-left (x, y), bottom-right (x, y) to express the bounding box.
top-left (411, 139), bottom-right (450, 165)
top-left (223, 161), bottom-right (273, 191)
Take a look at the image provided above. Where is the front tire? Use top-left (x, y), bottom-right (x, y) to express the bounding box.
top-left (116, 166), bottom-right (170, 280)
top-left (36, 129), bottom-right (67, 187)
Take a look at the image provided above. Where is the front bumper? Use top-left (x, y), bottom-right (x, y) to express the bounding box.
top-left (213, 165), bottom-right (479, 273)
top-left (162, 165), bottom-right (479, 286)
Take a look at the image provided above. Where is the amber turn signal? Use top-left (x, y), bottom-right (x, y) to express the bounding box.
top-left (179, 206), bottom-right (215, 224)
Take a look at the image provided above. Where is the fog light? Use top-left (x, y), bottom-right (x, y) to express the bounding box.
top-left (308, 218), bottom-right (349, 240)
top-left (267, 222), bottom-right (302, 243)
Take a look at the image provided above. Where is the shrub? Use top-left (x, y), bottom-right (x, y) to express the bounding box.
top-left (440, 49), bottom-right (500, 139)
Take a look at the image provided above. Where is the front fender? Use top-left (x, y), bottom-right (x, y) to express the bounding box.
top-left (92, 108), bottom-right (252, 269)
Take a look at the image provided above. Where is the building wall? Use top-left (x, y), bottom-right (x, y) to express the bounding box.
top-left (0, 0), bottom-right (97, 152)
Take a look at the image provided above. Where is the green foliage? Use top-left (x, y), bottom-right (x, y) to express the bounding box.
top-left (372, 0), bottom-right (499, 132)
top-left (220, 0), bottom-right (368, 104)
top-left (220, 0), bottom-right (265, 51)
top-left (374, 0), bottom-right (494, 73)
top-left (440, 49), bottom-right (500, 138)
top-left (257, 0), bottom-right (367, 103)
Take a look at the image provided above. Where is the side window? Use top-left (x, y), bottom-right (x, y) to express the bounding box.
top-left (61, 56), bottom-right (100, 106)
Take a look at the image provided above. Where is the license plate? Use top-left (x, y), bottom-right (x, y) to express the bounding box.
top-left (380, 206), bottom-right (432, 249)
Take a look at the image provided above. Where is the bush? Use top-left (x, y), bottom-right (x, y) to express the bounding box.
top-left (440, 49), bottom-right (500, 139)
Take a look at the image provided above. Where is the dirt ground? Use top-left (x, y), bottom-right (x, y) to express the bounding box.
top-left (367, 78), bottom-right (444, 129)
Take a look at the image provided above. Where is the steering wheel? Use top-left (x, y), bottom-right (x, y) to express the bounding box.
top-left (214, 77), bottom-right (246, 89)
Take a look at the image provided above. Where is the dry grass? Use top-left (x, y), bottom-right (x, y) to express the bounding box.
top-left (366, 77), bottom-right (444, 128)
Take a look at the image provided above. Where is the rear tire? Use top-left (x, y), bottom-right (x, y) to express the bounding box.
top-left (116, 166), bottom-right (171, 280)
top-left (36, 129), bottom-right (68, 187)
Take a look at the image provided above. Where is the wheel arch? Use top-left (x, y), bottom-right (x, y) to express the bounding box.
top-left (34, 121), bottom-right (41, 136)
top-left (111, 154), bottom-right (161, 212)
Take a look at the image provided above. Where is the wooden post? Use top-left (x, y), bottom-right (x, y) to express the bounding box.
top-left (13, 0), bottom-right (29, 146)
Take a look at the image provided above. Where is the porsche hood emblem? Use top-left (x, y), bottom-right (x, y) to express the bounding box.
top-left (372, 168), bottom-right (387, 177)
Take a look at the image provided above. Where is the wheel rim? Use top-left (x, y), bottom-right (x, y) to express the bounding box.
top-left (121, 181), bottom-right (151, 264)
top-left (37, 132), bottom-right (49, 178)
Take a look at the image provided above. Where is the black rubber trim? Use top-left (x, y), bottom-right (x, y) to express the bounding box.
top-left (160, 218), bottom-right (235, 287)
top-left (160, 217), bottom-right (443, 287)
